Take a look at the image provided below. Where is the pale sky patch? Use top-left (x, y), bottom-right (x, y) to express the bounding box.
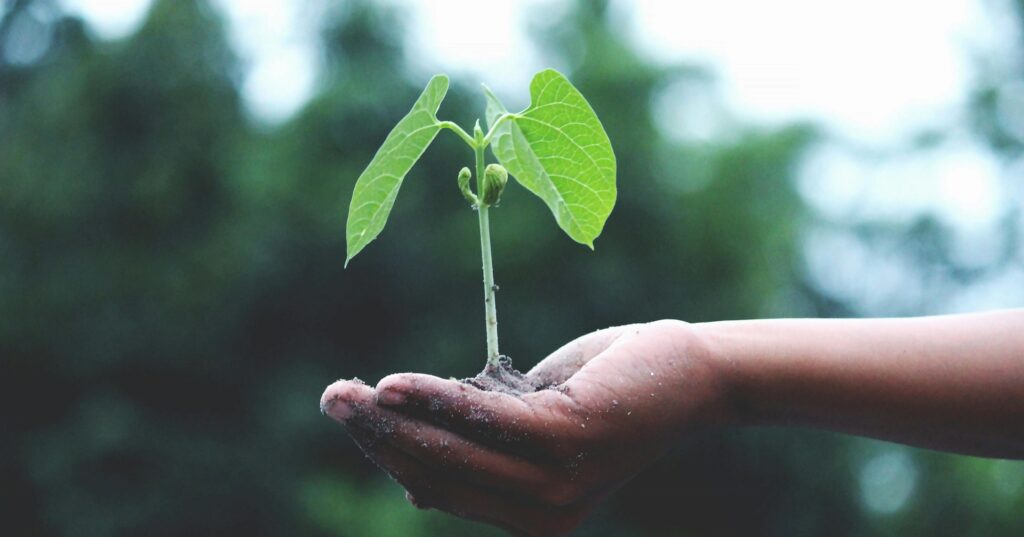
top-left (60, 0), bottom-right (151, 38)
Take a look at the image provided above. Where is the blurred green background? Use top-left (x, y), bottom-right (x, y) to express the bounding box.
top-left (2, 0), bottom-right (1022, 535)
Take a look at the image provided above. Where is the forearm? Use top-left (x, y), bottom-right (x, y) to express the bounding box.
top-left (695, 310), bottom-right (1024, 459)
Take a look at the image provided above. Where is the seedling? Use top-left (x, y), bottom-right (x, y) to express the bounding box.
top-left (345, 69), bottom-right (616, 387)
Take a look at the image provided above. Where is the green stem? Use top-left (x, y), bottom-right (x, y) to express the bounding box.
top-left (481, 113), bottom-right (518, 146)
top-left (475, 134), bottom-right (500, 367)
top-left (439, 121), bottom-right (476, 147)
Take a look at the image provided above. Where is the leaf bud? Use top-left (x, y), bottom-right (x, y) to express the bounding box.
top-left (480, 164), bottom-right (508, 206)
top-left (457, 167), bottom-right (477, 205)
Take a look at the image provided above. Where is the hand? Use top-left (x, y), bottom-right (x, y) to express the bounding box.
top-left (320, 320), bottom-right (731, 536)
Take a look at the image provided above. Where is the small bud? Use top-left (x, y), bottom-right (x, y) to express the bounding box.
top-left (457, 167), bottom-right (477, 205)
top-left (480, 164), bottom-right (508, 206)
top-left (473, 119), bottom-right (484, 142)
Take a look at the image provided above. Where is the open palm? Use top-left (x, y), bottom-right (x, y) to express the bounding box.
top-left (321, 320), bottom-right (728, 536)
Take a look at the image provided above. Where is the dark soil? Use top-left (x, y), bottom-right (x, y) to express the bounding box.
top-left (463, 355), bottom-right (542, 396)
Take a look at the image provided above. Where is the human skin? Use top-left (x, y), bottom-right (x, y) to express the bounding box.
top-left (320, 309), bottom-right (1024, 536)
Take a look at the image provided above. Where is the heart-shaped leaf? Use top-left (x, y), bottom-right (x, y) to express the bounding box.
top-left (346, 75), bottom-right (449, 265)
top-left (486, 69), bottom-right (616, 248)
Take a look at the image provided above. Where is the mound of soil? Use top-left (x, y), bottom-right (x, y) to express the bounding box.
top-left (463, 355), bottom-right (542, 396)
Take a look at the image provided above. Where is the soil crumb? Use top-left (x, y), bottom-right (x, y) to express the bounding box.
top-left (463, 355), bottom-right (541, 396)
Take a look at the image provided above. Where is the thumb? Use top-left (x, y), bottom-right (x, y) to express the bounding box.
top-left (526, 325), bottom-right (635, 387)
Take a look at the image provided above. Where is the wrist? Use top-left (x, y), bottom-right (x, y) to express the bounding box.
top-left (689, 321), bottom-right (763, 427)
top-left (652, 319), bottom-right (747, 429)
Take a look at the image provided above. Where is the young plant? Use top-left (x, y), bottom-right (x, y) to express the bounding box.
top-left (345, 69), bottom-right (616, 383)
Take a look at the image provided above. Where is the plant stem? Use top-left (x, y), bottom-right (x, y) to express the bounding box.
top-left (481, 113), bottom-right (518, 146)
top-left (475, 135), bottom-right (500, 368)
top-left (439, 121), bottom-right (475, 147)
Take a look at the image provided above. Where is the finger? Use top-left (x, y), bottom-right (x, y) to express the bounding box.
top-left (323, 378), bottom-right (571, 498)
top-left (334, 384), bottom-right (567, 499)
top-left (345, 423), bottom-right (519, 532)
top-left (527, 325), bottom-right (635, 387)
top-left (380, 413), bottom-right (565, 498)
top-left (374, 373), bottom-right (583, 455)
top-left (320, 378), bottom-right (376, 422)
top-left (346, 424), bottom-right (588, 537)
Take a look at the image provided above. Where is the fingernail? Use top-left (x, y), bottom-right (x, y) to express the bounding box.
top-left (376, 388), bottom-right (406, 406)
top-left (321, 396), bottom-right (353, 421)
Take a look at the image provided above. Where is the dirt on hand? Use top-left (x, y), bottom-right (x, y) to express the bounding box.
top-left (463, 355), bottom-right (544, 396)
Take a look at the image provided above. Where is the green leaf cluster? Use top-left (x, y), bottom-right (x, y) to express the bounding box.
top-left (345, 69), bottom-right (617, 264)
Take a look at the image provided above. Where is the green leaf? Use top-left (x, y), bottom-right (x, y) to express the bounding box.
top-left (485, 69), bottom-right (616, 248)
top-left (345, 75), bottom-right (449, 265)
